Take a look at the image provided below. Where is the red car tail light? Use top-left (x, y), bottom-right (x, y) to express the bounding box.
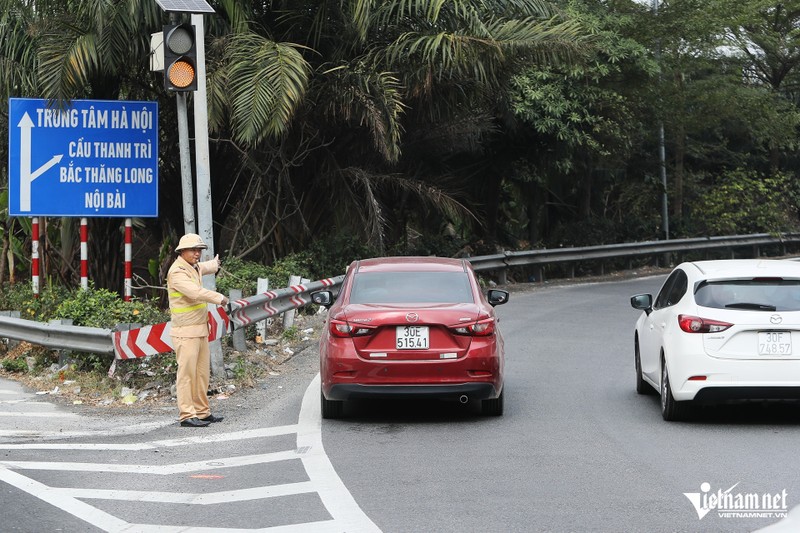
top-left (678, 314), bottom-right (733, 333)
top-left (329, 319), bottom-right (375, 338)
top-left (450, 317), bottom-right (496, 337)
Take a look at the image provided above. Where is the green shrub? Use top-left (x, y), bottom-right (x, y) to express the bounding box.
top-left (305, 233), bottom-right (381, 279)
top-left (0, 281), bottom-right (71, 320)
top-left (52, 284), bottom-right (168, 328)
top-left (217, 233), bottom-right (381, 297)
top-left (218, 255), bottom-right (315, 296)
top-left (1, 357), bottom-right (28, 373)
top-left (691, 170), bottom-right (800, 235)
top-left (216, 257), bottom-right (271, 296)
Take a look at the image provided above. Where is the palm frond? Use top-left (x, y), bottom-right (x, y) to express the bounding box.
top-left (38, 27), bottom-right (100, 101)
top-left (224, 33), bottom-right (311, 145)
top-left (0, 1), bottom-right (40, 98)
top-left (320, 63), bottom-right (406, 161)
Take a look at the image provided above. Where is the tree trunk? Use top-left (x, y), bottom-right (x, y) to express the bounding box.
top-left (0, 230), bottom-right (7, 284)
top-left (525, 181), bottom-right (540, 245)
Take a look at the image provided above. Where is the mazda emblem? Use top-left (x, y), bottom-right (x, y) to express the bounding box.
top-left (406, 312), bottom-right (419, 322)
top-left (770, 314), bottom-right (783, 325)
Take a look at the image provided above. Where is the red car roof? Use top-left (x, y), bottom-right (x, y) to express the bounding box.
top-left (352, 256), bottom-right (468, 273)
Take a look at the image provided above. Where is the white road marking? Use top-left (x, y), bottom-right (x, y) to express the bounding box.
top-left (1, 450), bottom-right (301, 474)
top-left (0, 411), bottom-right (78, 417)
top-left (0, 467), bottom-right (131, 532)
top-left (298, 374), bottom-right (381, 532)
top-left (66, 481), bottom-right (318, 503)
top-left (0, 424), bottom-right (300, 450)
top-left (0, 373), bottom-right (383, 532)
top-left (0, 420), bottom-right (174, 441)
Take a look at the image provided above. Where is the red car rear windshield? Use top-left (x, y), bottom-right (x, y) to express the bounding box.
top-left (349, 272), bottom-right (474, 304)
top-left (695, 279), bottom-right (800, 311)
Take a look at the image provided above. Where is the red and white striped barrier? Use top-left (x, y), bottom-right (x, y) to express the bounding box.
top-left (114, 305), bottom-right (230, 360)
top-left (111, 276), bottom-right (343, 360)
top-left (123, 219), bottom-right (132, 301)
top-left (31, 217), bottom-right (40, 298)
top-left (80, 218), bottom-right (88, 290)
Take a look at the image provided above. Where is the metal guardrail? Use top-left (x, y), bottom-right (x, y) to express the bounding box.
top-left (228, 277), bottom-right (344, 331)
top-left (2, 232), bottom-right (800, 356)
top-left (0, 315), bottom-right (113, 354)
top-left (467, 233), bottom-right (800, 282)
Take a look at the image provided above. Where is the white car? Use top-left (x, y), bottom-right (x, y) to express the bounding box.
top-left (630, 259), bottom-right (800, 421)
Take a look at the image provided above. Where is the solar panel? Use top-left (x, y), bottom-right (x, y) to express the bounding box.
top-left (155, 0), bottom-right (215, 13)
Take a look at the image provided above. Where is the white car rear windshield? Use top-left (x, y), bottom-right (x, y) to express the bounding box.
top-left (695, 279), bottom-right (800, 311)
top-left (349, 272), bottom-right (474, 304)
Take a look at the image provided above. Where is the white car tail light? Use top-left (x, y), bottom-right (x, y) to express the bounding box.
top-left (678, 314), bottom-right (733, 333)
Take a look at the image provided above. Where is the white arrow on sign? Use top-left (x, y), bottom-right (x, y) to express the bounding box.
top-left (17, 112), bottom-right (63, 212)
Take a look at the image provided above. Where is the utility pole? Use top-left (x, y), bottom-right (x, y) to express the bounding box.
top-left (192, 13), bottom-right (224, 377)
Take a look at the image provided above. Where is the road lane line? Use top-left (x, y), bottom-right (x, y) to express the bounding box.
top-left (0, 375), bottom-right (382, 532)
top-left (66, 481), bottom-right (317, 504)
top-left (0, 466), bottom-right (130, 532)
top-left (0, 450), bottom-right (301, 474)
top-left (0, 424), bottom-right (300, 450)
top-left (0, 411), bottom-right (79, 417)
top-left (121, 520), bottom-right (344, 532)
top-left (297, 373), bottom-right (382, 533)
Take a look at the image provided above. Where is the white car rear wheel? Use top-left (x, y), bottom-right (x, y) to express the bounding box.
top-left (660, 362), bottom-right (689, 421)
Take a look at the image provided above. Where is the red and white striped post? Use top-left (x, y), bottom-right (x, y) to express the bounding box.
top-left (124, 218), bottom-right (132, 301)
top-left (80, 218), bottom-right (88, 290)
top-left (31, 217), bottom-right (40, 298)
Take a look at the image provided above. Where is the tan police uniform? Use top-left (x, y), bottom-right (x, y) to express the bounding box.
top-left (167, 234), bottom-right (227, 423)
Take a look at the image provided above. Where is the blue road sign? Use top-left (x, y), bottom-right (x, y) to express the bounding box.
top-left (8, 98), bottom-right (159, 217)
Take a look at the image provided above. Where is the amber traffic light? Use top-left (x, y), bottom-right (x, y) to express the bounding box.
top-left (163, 24), bottom-right (197, 92)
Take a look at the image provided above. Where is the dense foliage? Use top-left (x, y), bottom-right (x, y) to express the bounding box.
top-left (0, 0), bottom-right (799, 299)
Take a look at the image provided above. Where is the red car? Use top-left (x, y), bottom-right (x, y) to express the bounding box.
top-left (311, 256), bottom-right (509, 418)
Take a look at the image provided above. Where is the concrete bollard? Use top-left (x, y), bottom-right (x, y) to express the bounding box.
top-left (256, 278), bottom-right (269, 342)
top-left (282, 275), bottom-right (302, 330)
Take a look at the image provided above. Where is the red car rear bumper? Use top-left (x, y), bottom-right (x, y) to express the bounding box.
top-left (325, 382), bottom-right (499, 401)
top-left (321, 339), bottom-right (503, 400)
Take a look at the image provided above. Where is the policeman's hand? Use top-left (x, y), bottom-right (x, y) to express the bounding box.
top-left (214, 254), bottom-right (221, 269)
top-left (221, 296), bottom-right (229, 306)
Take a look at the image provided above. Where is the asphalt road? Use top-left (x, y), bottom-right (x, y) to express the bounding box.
top-left (1, 274), bottom-right (799, 532)
top-left (321, 275), bottom-right (800, 533)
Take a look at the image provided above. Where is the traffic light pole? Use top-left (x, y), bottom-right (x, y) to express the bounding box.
top-left (166, 10), bottom-right (197, 235)
top-left (176, 92), bottom-right (196, 234)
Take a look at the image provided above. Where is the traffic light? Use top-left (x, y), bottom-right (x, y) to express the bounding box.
top-left (163, 23), bottom-right (197, 92)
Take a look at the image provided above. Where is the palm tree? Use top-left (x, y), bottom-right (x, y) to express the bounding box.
top-left (0, 0), bottom-right (587, 290)
top-left (209, 0), bottom-right (588, 257)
